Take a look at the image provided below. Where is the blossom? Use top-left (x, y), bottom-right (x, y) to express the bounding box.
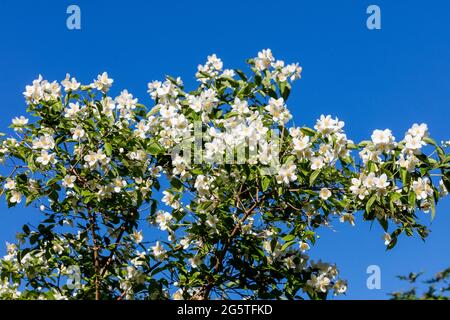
top-left (299, 241), bottom-right (310, 252)
top-left (314, 115), bottom-right (344, 135)
top-left (371, 129), bottom-right (396, 152)
top-left (407, 123), bottom-right (428, 139)
top-left (189, 255), bottom-right (203, 269)
top-left (412, 177), bottom-right (433, 200)
top-left (91, 72), bottom-right (113, 93)
top-left (310, 156), bottom-right (325, 170)
top-left (61, 73), bottom-right (80, 91)
top-left (9, 191), bottom-right (22, 204)
top-left (307, 274), bottom-right (331, 293)
top-left (4, 178), bottom-right (16, 190)
top-left (276, 162), bottom-right (297, 184)
top-left (115, 89), bottom-right (138, 110)
top-left (231, 97), bottom-right (250, 115)
top-left (156, 211), bottom-right (173, 231)
top-left (12, 116), bottom-right (29, 130)
top-left (350, 177), bottom-right (369, 200)
top-left (62, 175), bottom-right (76, 188)
top-left (112, 178), bottom-right (126, 193)
top-left (264, 97), bottom-right (292, 125)
top-left (333, 280), bottom-right (348, 295)
top-left (32, 135), bottom-right (55, 150)
top-left (151, 241), bottom-right (166, 261)
top-left (255, 49), bottom-right (274, 71)
top-left (404, 134), bottom-right (426, 152)
top-left (70, 125), bottom-right (85, 140)
top-left (319, 188), bottom-right (332, 200)
top-left (64, 102), bottom-right (82, 118)
top-left (84, 151), bottom-right (98, 167)
top-left (23, 75), bottom-right (61, 104)
top-left (131, 230), bottom-right (144, 244)
top-left (383, 233), bottom-right (392, 246)
top-left (339, 212), bottom-right (355, 226)
top-left (205, 214), bottom-right (219, 231)
top-left (36, 150), bottom-right (56, 166)
top-left (83, 150), bottom-right (108, 168)
top-left (162, 191), bottom-right (180, 209)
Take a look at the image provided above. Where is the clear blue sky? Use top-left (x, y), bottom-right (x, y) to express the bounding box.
top-left (0, 0), bottom-right (449, 299)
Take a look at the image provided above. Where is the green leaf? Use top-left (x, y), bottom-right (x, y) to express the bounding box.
top-left (309, 170), bottom-right (320, 186)
top-left (281, 241), bottom-right (295, 251)
top-left (104, 142), bottom-right (112, 156)
top-left (366, 194), bottom-right (377, 213)
top-left (301, 127), bottom-right (316, 137)
top-left (148, 141), bottom-right (164, 155)
top-left (282, 234), bottom-right (295, 242)
top-left (261, 176), bottom-right (271, 192)
top-left (430, 197), bottom-right (436, 220)
top-left (408, 192), bottom-right (416, 209)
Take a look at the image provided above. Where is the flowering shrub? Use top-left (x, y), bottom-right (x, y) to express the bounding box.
top-left (0, 50), bottom-right (449, 300)
top-left (390, 267), bottom-right (450, 300)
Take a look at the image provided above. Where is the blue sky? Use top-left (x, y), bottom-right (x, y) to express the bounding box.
top-left (0, 0), bottom-right (449, 299)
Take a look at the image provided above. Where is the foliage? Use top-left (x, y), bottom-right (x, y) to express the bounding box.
top-left (0, 49), bottom-right (449, 300)
top-left (390, 267), bottom-right (450, 300)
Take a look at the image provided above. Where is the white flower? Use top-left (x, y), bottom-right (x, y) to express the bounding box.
top-left (264, 97), bottom-right (292, 125)
top-left (115, 89), bottom-right (138, 110)
top-left (189, 255), bottom-right (203, 269)
top-left (112, 178), bottom-right (126, 193)
top-left (307, 274), bottom-right (331, 293)
top-left (4, 178), bottom-right (16, 190)
top-left (404, 134), bottom-right (426, 152)
top-left (439, 180), bottom-right (448, 198)
top-left (383, 233), bottom-right (392, 246)
top-left (70, 125), bottom-right (85, 140)
top-left (314, 115), bottom-right (344, 135)
top-left (255, 49), bottom-right (274, 71)
top-left (339, 213), bottom-right (355, 226)
top-left (162, 191), bottom-right (180, 209)
top-left (350, 177), bottom-right (369, 200)
top-left (371, 129), bottom-right (396, 152)
top-left (62, 175), bottom-right (76, 188)
top-left (36, 150), bottom-right (56, 166)
top-left (205, 214), bottom-right (219, 230)
top-left (299, 241), bottom-right (310, 252)
top-left (293, 135), bottom-right (310, 152)
top-left (156, 211), bottom-right (173, 231)
top-left (32, 134), bottom-right (55, 150)
top-left (374, 173), bottom-right (390, 192)
top-left (179, 237), bottom-right (191, 250)
top-left (284, 256), bottom-right (296, 269)
top-left (92, 72), bottom-right (113, 93)
top-left (23, 75), bottom-right (61, 104)
top-left (276, 162), bottom-right (297, 185)
top-left (333, 280), bottom-right (348, 295)
top-left (84, 151), bottom-right (98, 167)
top-left (61, 73), bottom-right (80, 91)
top-left (412, 177), bottom-right (433, 200)
top-left (131, 230), bottom-right (144, 244)
top-left (310, 156), bottom-right (324, 170)
top-left (12, 116), bottom-right (29, 129)
top-left (9, 191), bottom-right (22, 204)
top-left (135, 120), bottom-right (149, 138)
top-left (319, 188), bottom-right (331, 200)
top-left (64, 102), bottom-right (82, 118)
top-left (151, 241), bottom-right (166, 261)
top-left (231, 97), bottom-right (250, 115)
top-left (407, 123), bottom-right (428, 139)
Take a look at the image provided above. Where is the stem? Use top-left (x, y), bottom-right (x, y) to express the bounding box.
top-left (198, 193), bottom-right (266, 300)
top-left (88, 210), bottom-right (101, 300)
